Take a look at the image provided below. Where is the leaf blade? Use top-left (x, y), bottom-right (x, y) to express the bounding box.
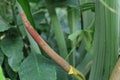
top-left (19, 53), bottom-right (56, 80)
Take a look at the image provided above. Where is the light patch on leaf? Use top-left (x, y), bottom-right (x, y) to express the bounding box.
top-left (68, 30), bottom-right (83, 41)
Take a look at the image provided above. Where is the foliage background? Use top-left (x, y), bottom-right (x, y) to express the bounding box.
top-left (0, 0), bottom-right (119, 80)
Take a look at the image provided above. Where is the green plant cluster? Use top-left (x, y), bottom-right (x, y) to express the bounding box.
top-left (0, 0), bottom-right (119, 80)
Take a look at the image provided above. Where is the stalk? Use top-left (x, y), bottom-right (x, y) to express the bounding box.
top-left (20, 12), bottom-right (70, 74)
top-left (89, 0), bottom-right (118, 80)
top-left (109, 0), bottom-right (120, 79)
top-left (45, 0), bottom-right (68, 59)
top-left (67, 7), bottom-right (80, 66)
top-left (17, 2), bottom-right (86, 80)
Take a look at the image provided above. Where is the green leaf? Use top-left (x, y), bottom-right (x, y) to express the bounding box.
top-left (0, 17), bottom-right (11, 32)
top-left (68, 30), bottom-right (83, 42)
top-left (0, 35), bottom-right (24, 72)
top-left (56, 66), bottom-right (68, 80)
top-left (82, 18), bottom-right (95, 53)
top-left (83, 29), bottom-right (93, 52)
top-left (0, 66), bottom-right (5, 80)
top-left (5, 78), bottom-right (11, 80)
top-left (19, 53), bottom-right (56, 80)
top-left (3, 59), bottom-right (17, 80)
top-left (33, 11), bottom-right (46, 28)
top-left (17, 0), bottom-right (35, 28)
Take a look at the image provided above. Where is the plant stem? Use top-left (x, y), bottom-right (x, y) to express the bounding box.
top-left (18, 2), bottom-right (86, 80)
top-left (110, 1), bottom-right (120, 79)
top-left (20, 12), bottom-right (70, 72)
top-left (89, 0), bottom-right (118, 80)
top-left (45, 0), bottom-right (68, 59)
top-left (67, 7), bottom-right (80, 66)
top-left (20, 11), bottom-right (86, 80)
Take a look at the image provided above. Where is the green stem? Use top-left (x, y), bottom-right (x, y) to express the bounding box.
top-left (67, 7), bottom-right (80, 66)
top-left (45, 0), bottom-right (68, 59)
top-left (89, 0), bottom-right (118, 80)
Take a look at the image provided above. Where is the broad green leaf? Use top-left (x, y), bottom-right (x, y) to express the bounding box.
top-left (17, 0), bottom-right (35, 28)
top-left (0, 66), bottom-right (5, 80)
top-left (0, 17), bottom-right (11, 32)
top-left (19, 53), bottom-right (56, 80)
top-left (56, 66), bottom-right (68, 80)
top-left (0, 49), bottom-right (4, 65)
top-left (0, 35), bottom-right (24, 72)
